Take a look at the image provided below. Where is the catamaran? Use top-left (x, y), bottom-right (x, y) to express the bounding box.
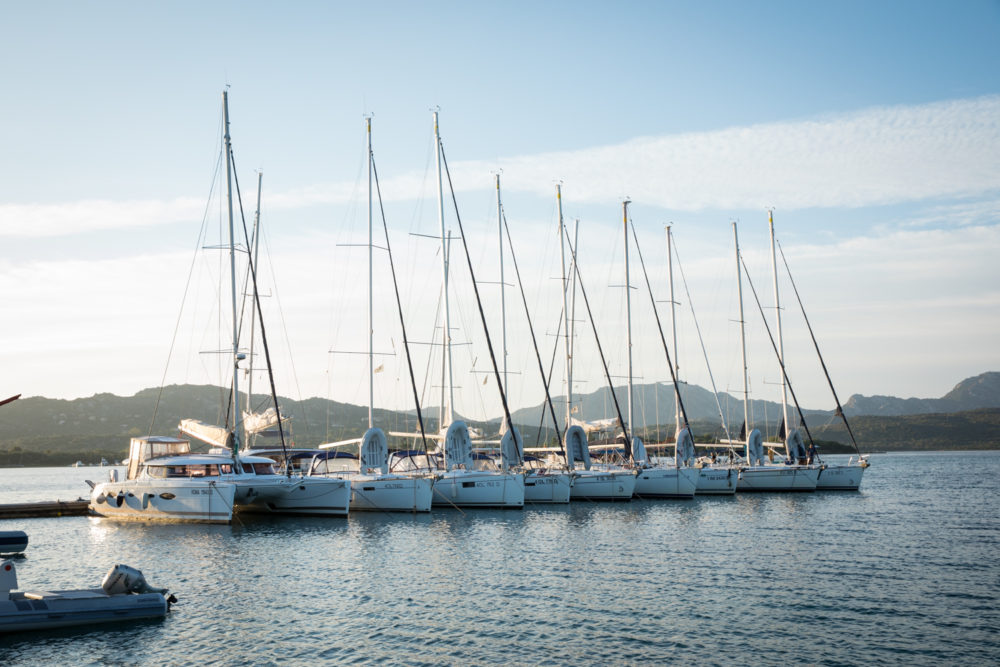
top-left (92, 92), bottom-right (350, 521)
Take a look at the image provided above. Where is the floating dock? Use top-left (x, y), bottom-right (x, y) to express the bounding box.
top-left (0, 500), bottom-right (90, 519)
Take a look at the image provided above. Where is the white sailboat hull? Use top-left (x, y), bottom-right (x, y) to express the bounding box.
top-left (431, 470), bottom-right (524, 508)
top-left (348, 474), bottom-right (434, 512)
top-left (695, 465), bottom-right (739, 495)
top-left (90, 479), bottom-right (235, 524)
top-left (633, 465), bottom-right (697, 499)
top-left (816, 463), bottom-right (865, 490)
top-left (523, 471), bottom-right (571, 504)
top-left (737, 465), bottom-right (820, 492)
top-left (569, 470), bottom-right (636, 501)
top-left (241, 477), bottom-right (351, 516)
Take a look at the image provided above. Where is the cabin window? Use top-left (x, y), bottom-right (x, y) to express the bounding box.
top-left (242, 463), bottom-right (255, 474)
top-left (252, 462), bottom-right (275, 475)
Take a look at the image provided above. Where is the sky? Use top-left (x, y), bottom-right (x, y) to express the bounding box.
top-left (1, 1), bottom-right (999, 426)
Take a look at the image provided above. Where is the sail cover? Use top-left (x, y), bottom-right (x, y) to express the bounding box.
top-left (178, 419), bottom-right (229, 449)
top-left (675, 427), bottom-right (696, 466)
top-left (243, 408), bottom-right (285, 435)
top-left (786, 428), bottom-right (808, 463)
top-left (500, 426), bottom-right (523, 471)
top-left (444, 421), bottom-right (473, 471)
top-left (570, 417), bottom-right (617, 434)
top-left (359, 427), bottom-right (389, 474)
top-left (632, 437), bottom-right (648, 464)
top-left (565, 425), bottom-right (591, 471)
top-left (747, 428), bottom-right (764, 466)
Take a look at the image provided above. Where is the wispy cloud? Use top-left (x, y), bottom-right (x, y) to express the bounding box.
top-left (2, 96), bottom-right (998, 238)
top-left (458, 96), bottom-right (1000, 210)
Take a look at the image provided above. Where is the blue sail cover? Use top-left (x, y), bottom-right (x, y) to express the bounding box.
top-left (444, 421), bottom-right (473, 471)
top-left (565, 425), bottom-right (591, 471)
top-left (360, 427), bottom-right (389, 474)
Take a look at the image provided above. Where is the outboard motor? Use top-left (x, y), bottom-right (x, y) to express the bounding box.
top-left (101, 564), bottom-right (168, 595)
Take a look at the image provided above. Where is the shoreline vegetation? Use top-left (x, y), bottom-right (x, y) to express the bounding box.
top-left (1, 406), bottom-right (996, 468)
top-left (1, 379), bottom-right (997, 467)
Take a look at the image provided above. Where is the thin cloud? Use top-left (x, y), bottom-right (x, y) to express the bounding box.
top-left (3, 96), bottom-right (999, 236)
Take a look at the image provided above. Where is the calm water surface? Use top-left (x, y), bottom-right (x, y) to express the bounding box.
top-left (1, 452), bottom-right (998, 665)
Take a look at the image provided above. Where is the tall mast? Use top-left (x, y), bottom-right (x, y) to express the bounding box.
top-left (222, 90), bottom-right (242, 456)
top-left (367, 117), bottom-right (375, 429)
top-left (557, 185), bottom-right (572, 428)
top-left (247, 171), bottom-right (263, 414)
top-left (433, 110), bottom-right (454, 427)
top-left (496, 173), bottom-right (507, 389)
top-left (768, 210), bottom-right (791, 456)
top-left (622, 201), bottom-right (634, 436)
top-left (569, 220), bottom-right (580, 422)
top-left (767, 210), bottom-right (791, 446)
top-left (667, 226), bottom-right (680, 428)
top-left (733, 222), bottom-right (750, 459)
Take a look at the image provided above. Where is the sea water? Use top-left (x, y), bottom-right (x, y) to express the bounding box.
top-left (1, 452), bottom-right (998, 665)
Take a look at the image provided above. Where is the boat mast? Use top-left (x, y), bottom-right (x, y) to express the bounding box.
top-left (434, 110), bottom-right (454, 427)
top-left (667, 226), bottom-right (680, 437)
top-left (768, 210), bottom-right (791, 458)
top-left (733, 222), bottom-right (750, 460)
top-left (557, 185), bottom-right (572, 430)
top-left (367, 116), bottom-right (375, 429)
top-left (246, 171), bottom-right (264, 420)
top-left (622, 200), bottom-right (634, 440)
top-left (496, 173), bottom-right (507, 389)
top-left (222, 90), bottom-right (242, 457)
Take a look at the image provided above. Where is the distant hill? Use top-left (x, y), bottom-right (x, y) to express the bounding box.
top-left (509, 381), bottom-right (829, 431)
top-left (0, 385), bottom-right (528, 467)
top-left (1, 372), bottom-right (998, 466)
top-left (812, 408), bottom-right (1000, 452)
top-left (843, 372), bottom-right (1000, 416)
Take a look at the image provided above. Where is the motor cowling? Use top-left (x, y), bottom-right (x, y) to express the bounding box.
top-left (101, 564), bottom-right (167, 595)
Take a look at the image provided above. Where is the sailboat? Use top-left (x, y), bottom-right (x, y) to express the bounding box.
top-left (663, 226), bottom-right (737, 495)
top-left (771, 216), bottom-right (869, 490)
top-left (411, 111), bottom-right (524, 509)
top-left (92, 91), bottom-right (350, 521)
top-left (610, 203), bottom-right (698, 499)
top-left (487, 174), bottom-right (571, 504)
top-left (554, 198), bottom-right (637, 501)
top-left (731, 220), bottom-right (819, 492)
top-left (307, 118), bottom-right (434, 512)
